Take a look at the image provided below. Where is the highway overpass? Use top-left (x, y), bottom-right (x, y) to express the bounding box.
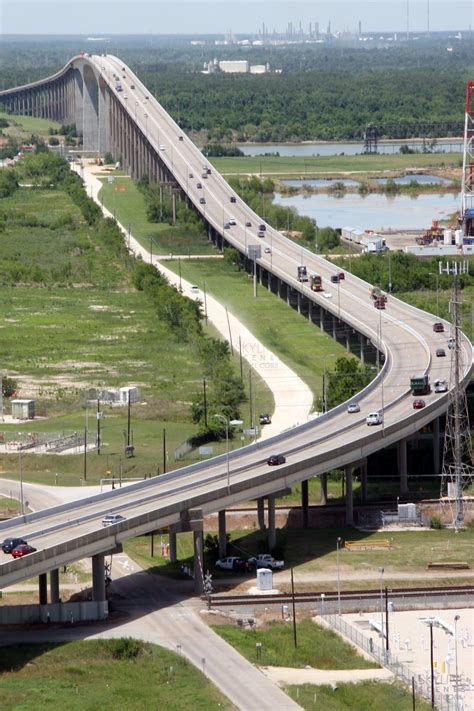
top-left (0, 55), bottom-right (472, 613)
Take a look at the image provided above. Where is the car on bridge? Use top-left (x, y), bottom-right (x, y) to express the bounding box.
top-left (436, 348), bottom-right (446, 357)
top-left (433, 322), bottom-right (444, 333)
top-left (199, 197), bottom-right (206, 205)
top-left (2, 537), bottom-right (27, 554)
top-left (245, 221), bottom-right (252, 227)
top-left (258, 231), bottom-right (265, 238)
top-left (224, 222), bottom-right (230, 229)
top-left (230, 196), bottom-right (236, 203)
top-left (366, 411), bottom-right (383, 426)
top-left (196, 182), bottom-right (202, 188)
top-left (264, 247), bottom-right (271, 254)
top-left (228, 217), bottom-right (236, 225)
top-left (102, 513), bottom-right (126, 527)
top-left (11, 543), bottom-right (37, 558)
top-left (259, 224), bottom-right (266, 231)
top-left (412, 399), bottom-right (426, 409)
top-left (347, 402), bottom-right (360, 413)
top-left (267, 453), bottom-right (286, 465)
top-left (434, 379), bottom-right (448, 393)
top-left (448, 337), bottom-right (455, 349)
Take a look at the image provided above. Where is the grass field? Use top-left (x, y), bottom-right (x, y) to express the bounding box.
top-left (286, 681), bottom-right (432, 710)
top-left (0, 111), bottom-right (62, 142)
top-left (98, 176), bottom-right (216, 256)
top-left (0, 496), bottom-right (20, 518)
top-left (165, 259), bottom-right (348, 400)
top-left (210, 152), bottom-right (462, 178)
top-left (0, 640), bottom-right (235, 711)
top-left (211, 619), bottom-right (378, 669)
top-left (125, 526), bottom-right (474, 586)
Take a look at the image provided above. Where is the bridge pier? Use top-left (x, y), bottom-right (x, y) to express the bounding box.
top-left (433, 416), bottom-right (440, 475)
top-left (320, 472), bottom-right (328, 505)
top-left (50, 569), bottom-right (60, 604)
top-left (398, 437), bottom-right (408, 496)
top-left (360, 459), bottom-right (368, 503)
top-left (92, 553), bottom-right (106, 602)
top-left (193, 529), bottom-right (204, 594)
top-left (345, 464), bottom-right (354, 526)
top-left (257, 497), bottom-right (265, 529)
top-left (169, 527), bottom-right (177, 563)
top-left (39, 573), bottom-right (48, 605)
top-left (218, 509), bottom-right (227, 558)
top-left (268, 495), bottom-right (276, 550)
top-left (301, 479), bottom-right (309, 528)
top-left (359, 334), bottom-right (365, 364)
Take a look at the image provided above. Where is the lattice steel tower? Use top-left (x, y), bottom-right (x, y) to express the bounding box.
top-left (461, 81), bottom-right (474, 237)
top-left (439, 263), bottom-right (473, 530)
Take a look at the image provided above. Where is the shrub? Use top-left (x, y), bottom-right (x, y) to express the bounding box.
top-left (110, 637), bottom-right (144, 660)
top-left (430, 515), bottom-right (444, 529)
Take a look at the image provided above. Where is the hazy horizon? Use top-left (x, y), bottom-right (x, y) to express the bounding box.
top-left (1, 1), bottom-right (474, 36)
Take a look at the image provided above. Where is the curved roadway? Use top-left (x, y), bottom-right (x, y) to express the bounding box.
top-left (0, 54), bottom-right (472, 588)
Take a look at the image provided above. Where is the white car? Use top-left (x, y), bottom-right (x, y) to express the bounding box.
top-left (190, 285), bottom-right (199, 294)
top-left (228, 217), bottom-right (236, 225)
top-left (347, 402), bottom-right (360, 413)
top-left (102, 513), bottom-right (126, 527)
top-left (448, 337), bottom-right (455, 349)
top-left (434, 379), bottom-right (448, 393)
top-left (366, 411), bottom-right (383, 426)
top-left (264, 247), bottom-right (271, 254)
top-left (159, 144), bottom-right (165, 151)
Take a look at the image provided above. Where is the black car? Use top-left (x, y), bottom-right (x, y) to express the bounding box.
top-left (196, 182), bottom-right (202, 189)
top-left (224, 222), bottom-right (230, 229)
top-left (230, 196), bottom-right (236, 203)
top-left (245, 221), bottom-right (252, 227)
top-left (199, 197), bottom-right (206, 205)
top-left (267, 454), bottom-right (286, 466)
top-left (259, 224), bottom-right (266, 231)
top-left (2, 537), bottom-right (27, 554)
top-left (436, 348), bottom-right (446, 357)
top-left (259, 413), bottom-right (272, 425)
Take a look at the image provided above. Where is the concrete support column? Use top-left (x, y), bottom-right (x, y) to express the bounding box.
top-left (398, 437), bottom-right (408, 496)
top-left (346, 331), bottom-right (351, 352)
top-left (297, 291), bottom-right (302, 314)
top-left (39, 573), bottom-right (48, 605)
top-left (433, 416), bottom-right (440, 475)
top-left (359, 334), bottom-right (365, 364)
top-left (193, 529), bottom-right (204, 594)
top-left (218, 509), bottom-right (227, 558)
top-left (301, 479), bottom-right (309, 528)
top-left (345, 464), bottom-right (354, 526)
top-left (320, 472), bottom-right (328, 505)
top-left (50, 568), bottom-right (60, 604)
top-left (360, 459), bottom-right (368, 504)
top-left (332, 315), bottom-right (337, 339)
top-left (92, 553), bottom-right (106, 602)
top-left (169, 529), bottom-right (177, 563)
top-left (268, 495), bottom-right (276, 550)
top-left (257, 496), bottom-right (265, 529)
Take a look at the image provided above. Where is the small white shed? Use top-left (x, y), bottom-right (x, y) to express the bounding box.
top-left (256, 568), bottom-right (273, 591)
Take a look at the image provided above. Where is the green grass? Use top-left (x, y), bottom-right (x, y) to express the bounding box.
top-left (0, 640), bottom-right (235, 710)
top-left (98, 176), bottom-right (216, 255)
top-left (286, 681), bottom-right (432, 710)
top-left (125, 526), bottom-right (474, 586)
top-left (0, 496), bottom-right (20, 516)
top-left (210, 152), bottom-right (461, 178)
top-left (166, 259), bottom-right (348, 401)
top-left (0, 111), bottom-right (62, 141)
top-left (211, 619), bottom-right (377, 669)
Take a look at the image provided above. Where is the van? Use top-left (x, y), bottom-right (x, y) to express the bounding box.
top-left (366, 411), bottom-right (383, 426)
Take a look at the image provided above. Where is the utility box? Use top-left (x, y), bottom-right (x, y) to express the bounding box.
top-left (398, 503), bottom-right (417, 521)
top-left (119, 387), bottom-right (140, 405)
top-left (256, 568), bottom-right (273, 591)
top-left (11, 399), bottom-right (35, 420)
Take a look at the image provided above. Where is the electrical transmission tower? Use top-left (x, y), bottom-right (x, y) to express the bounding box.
top-left (439, 261), bottom-right (473, 531)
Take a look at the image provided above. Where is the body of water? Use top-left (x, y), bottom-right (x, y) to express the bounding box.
top-left (273, 191), bottom-right (461, 231)
top-left (283, 178), bottom-right (361, 188)
top-left (237, 141), bottom-right (462, 157)
top-left (373, 174), bottom-right (453, 186)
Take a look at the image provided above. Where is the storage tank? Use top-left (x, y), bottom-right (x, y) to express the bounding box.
top-left (454, 229), bottom-right (463, 246)
top-left (443, 229), bottom-right (453, 245)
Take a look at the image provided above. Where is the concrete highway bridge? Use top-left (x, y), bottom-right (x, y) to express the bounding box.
top-left (0, 55), bottom-right (472, 621)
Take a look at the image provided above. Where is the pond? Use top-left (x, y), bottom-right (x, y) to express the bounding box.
top-left (237, 141), bottom-right (463, 157)
top-left (273, 191), bottom-right (461, 231)
top-left (282, 178), bottom-right (361, 188)
top-left (373, 174), bottom-right (453, 186)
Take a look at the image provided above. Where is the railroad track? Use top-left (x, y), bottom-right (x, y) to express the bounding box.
top-left (209, 584), bottom-right (474, 607)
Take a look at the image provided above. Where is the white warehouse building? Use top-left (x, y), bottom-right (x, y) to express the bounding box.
top-left (219, 60), bottom-right (249, 73)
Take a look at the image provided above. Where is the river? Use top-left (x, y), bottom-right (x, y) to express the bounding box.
top-left (237, 141), bottom-right (462, 157)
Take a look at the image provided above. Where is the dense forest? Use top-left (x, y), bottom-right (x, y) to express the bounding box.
top-left (0, 38), bottom-right (470, 142)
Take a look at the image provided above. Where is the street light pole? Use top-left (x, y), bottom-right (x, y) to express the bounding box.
top-left (379, 567), bottom-right (384, 659)
top-left (454, 614), bottom-right (460, 711)
top-left (429, 621), bottom-right (435, 708)
top-left (213, 415), bottom-right (242, 491)
top-left (336, 536), bottom-right (342, 615)
top-left (19, 449), bottom-right (24, 516)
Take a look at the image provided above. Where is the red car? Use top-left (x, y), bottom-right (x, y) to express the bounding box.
top-left (412, 399), bottom-right (426, 409)
top-left (11, 543), bottom-right (37, 558)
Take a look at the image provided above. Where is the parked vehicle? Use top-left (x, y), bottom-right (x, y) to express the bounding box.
top-left (102, 513), bottom-right (126, 526)
top-left (297, 265), bottom-right (308, 282)
top-left (248, 553), bottom-right (284, 570)
top-left (267, 453), bottom-right (286, 465)
top-left (434, 379), bottom-right (448, 393)
top-left (2, 537), bottom-right (27, 554)
top-left (410, 374), bottom-right (431, 396)
top-left (11, 543), bottom-right (37, 558)
top-left (366, 411), bottom-right (383, 426)
top-left (215, 556), bottom-right (243, 571)
top-left (310, 274), bottom-right (323, 291)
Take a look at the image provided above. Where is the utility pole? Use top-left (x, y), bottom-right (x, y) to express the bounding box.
top-left (97, 398), bottom-right (101, 455)
top-left (127, 390), bottom-right (131, 448)
top-left (290, 567), bottom-right (297, 648)
top-left (203, 377), bottom-right (208, 428)
top-left (163, 427), bottom-right (166, 473)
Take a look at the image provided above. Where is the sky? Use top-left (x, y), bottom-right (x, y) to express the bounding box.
top-left (1, 1), bottom-right (473, 36)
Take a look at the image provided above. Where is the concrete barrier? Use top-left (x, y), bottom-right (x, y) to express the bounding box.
top-left (0, 600), bottom-right (108, 625)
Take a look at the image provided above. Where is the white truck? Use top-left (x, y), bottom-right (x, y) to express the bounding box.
top-left (248, 553), bottom-right (284, 570)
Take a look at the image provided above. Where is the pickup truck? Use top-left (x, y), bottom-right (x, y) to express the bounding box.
top-left (248, 554), bottom-right (284, 570)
